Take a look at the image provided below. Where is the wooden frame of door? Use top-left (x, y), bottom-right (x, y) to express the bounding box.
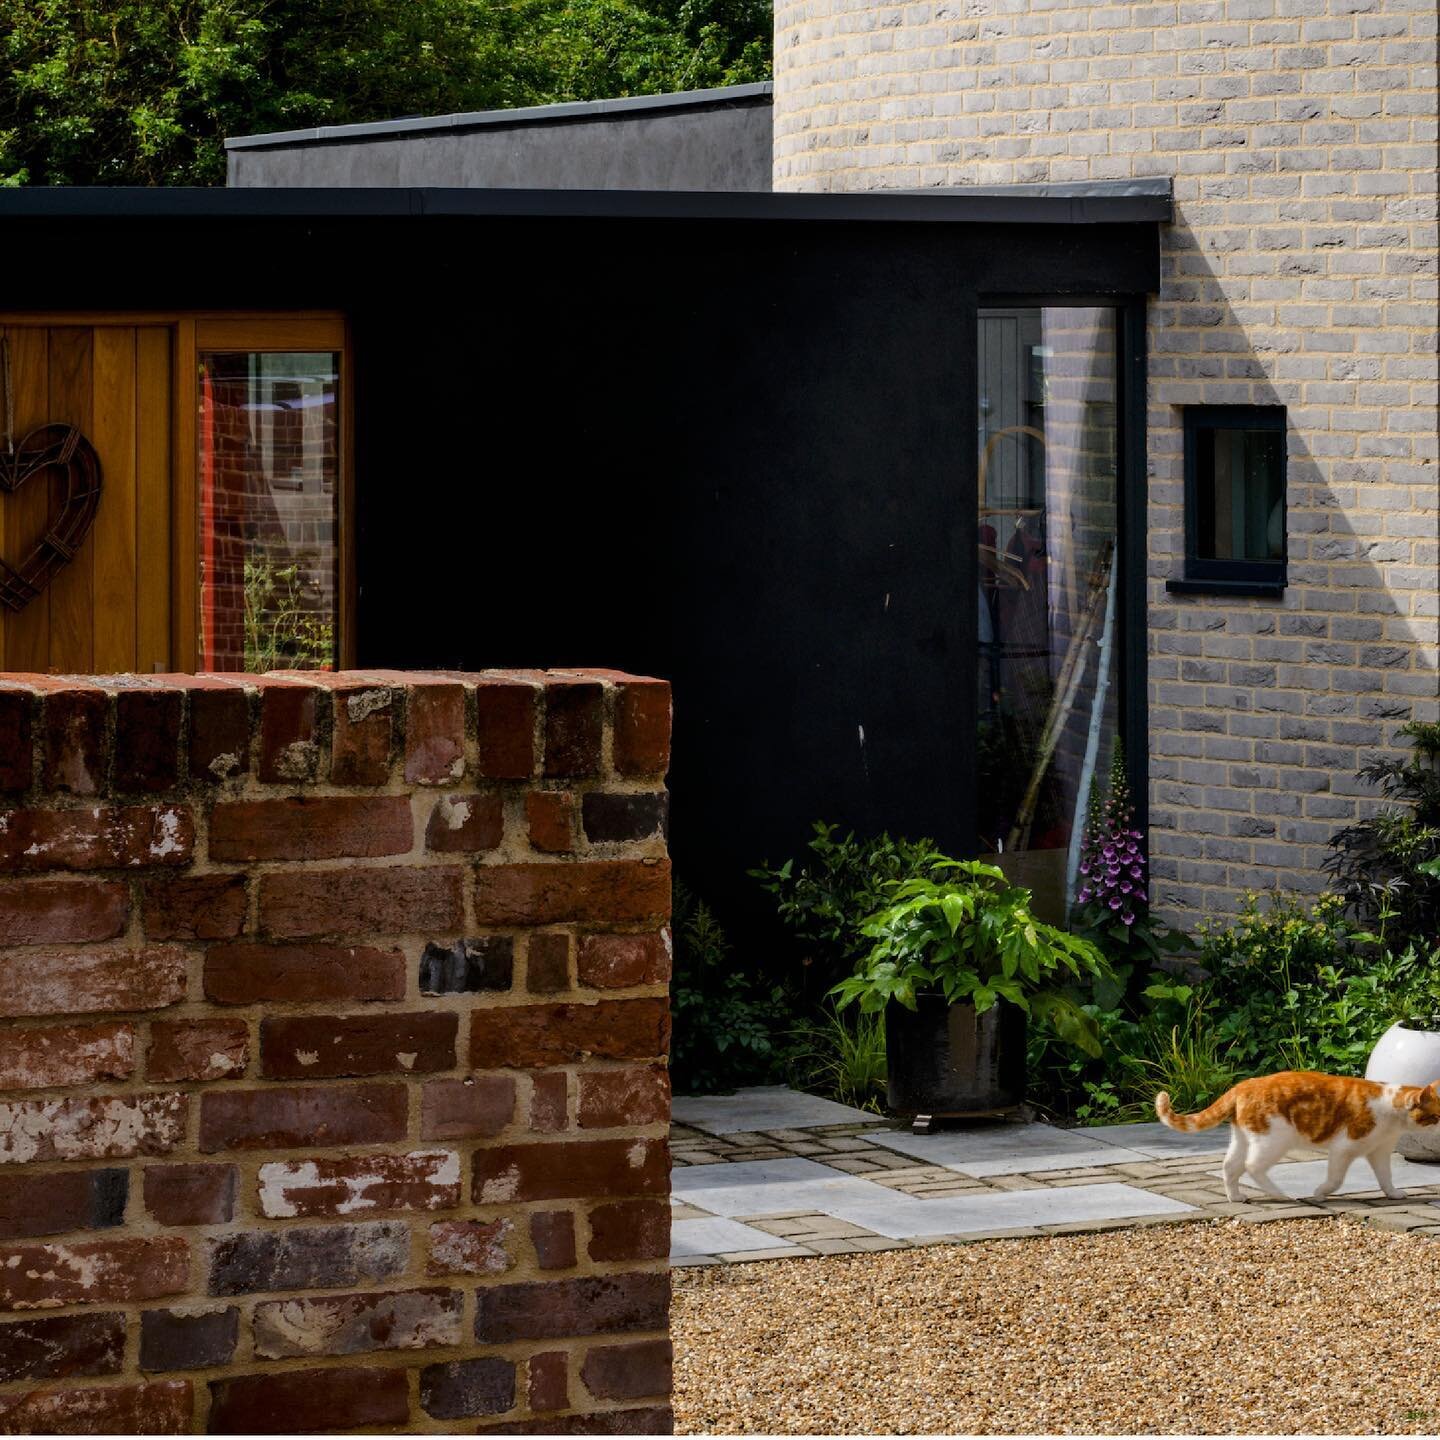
top-left (0, 311), bottom-right (352, 674)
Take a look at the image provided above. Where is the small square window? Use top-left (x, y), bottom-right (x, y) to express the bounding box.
top-left (1167, 405), bottom-right (1287, 597)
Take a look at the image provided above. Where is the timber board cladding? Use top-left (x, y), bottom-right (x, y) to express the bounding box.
top-left (0, 323), bottom-right (172, 674)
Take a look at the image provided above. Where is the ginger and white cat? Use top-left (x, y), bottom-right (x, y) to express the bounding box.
top-left (1157, 1071), bottom-right (1440, 1203)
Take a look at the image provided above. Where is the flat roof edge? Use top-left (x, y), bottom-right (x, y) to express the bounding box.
top-left (0, 186), bottom-right (1170, 226)
top-left (225, 83), bottom-right (774, 151)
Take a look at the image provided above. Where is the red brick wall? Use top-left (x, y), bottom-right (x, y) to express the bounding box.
top-left (0, 669), bottom-right (672, 1435)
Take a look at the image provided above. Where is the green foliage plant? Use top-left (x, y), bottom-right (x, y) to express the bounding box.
top-left (669, 880), bottom-right (793, 1095)
top-left (1325, 720), bottom-right (1440, 949)
top-left (830, 859), bottom-right (1110, 1058)
top-left (786, 1004), bottom-right (886, 1113)
top-left (242, 556), bottom-right (334, 672)
top-left (749, 821), bottom-right (946, 992)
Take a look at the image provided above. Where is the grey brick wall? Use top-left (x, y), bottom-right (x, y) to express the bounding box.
top-left (773, 0), bottom-right (1439, 924)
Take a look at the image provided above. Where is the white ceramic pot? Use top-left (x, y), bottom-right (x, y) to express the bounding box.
top-left (1366, 1022), bottom-right (1440, 1161)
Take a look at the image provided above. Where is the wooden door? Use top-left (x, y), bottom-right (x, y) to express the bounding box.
top-left (0, 323), bottom-right (172, 674)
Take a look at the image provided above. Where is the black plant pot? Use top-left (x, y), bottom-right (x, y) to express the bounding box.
top-left (885, 993), bottom-right (1027, 1115)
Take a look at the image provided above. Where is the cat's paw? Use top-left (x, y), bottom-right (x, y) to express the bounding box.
top-left (1384, 1189), bottom-right (1406, 1200)
top-left (1308, 1189), bottom-right (1334, 1201)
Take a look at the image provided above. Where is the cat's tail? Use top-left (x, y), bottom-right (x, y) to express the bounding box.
top-left (1155, 1087), bottom-right (1238, 1131)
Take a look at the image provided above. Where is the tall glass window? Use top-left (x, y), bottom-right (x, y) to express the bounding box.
top-left (976, 306), bottom-right (1120, 917)
top-left (198, 352), bottom-right (340, 672)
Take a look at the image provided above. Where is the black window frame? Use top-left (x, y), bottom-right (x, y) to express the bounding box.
top-left (1167, 404), bottom-right (1287, 598)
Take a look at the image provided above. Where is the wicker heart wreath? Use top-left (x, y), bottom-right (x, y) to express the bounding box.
top-left (0, 424), bottom-right (103, 613)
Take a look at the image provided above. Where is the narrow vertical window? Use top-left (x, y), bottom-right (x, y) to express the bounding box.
top-left (198, 351), bottom-right (340, 671)
top-left (1169, 405), bottom-right (1286, 595)
top-left (976, 306), bottom-right (1120, 915)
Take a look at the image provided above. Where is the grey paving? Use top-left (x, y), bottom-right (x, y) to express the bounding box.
top-left (1236, 1156), bottom-right (1440, 1199)
top-left (672, 1086), bottom-right (883, 1135)
top-left (671, 1217), bottom-right (799, 1257)
top-left (1078, 1120), bottom-right (1234, 1157)
top-left (867, 1122), bottom-right (1147, 1175)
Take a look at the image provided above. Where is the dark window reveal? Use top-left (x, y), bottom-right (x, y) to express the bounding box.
top-left (1169, 405), bottom-right (1287, 596)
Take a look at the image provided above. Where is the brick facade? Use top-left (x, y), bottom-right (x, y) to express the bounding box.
top-left (772, 0), bottom-right (1439, 923)
top-left (0, 670), bottom-right (672, 1434)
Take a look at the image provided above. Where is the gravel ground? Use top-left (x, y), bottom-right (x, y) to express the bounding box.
top-left (673, 1217), bottom-right (1440, 1434)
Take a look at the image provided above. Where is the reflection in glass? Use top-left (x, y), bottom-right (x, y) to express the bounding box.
top-left (1195, 425), bottom-right (1284, 563)
top-left (976, 307), bottom-right (1119, 917)
top-left (198, 352), bottom-right (339, 672)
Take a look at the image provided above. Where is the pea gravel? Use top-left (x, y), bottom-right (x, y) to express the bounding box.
top-left (673, 1217), bottom-right (1440, 1434)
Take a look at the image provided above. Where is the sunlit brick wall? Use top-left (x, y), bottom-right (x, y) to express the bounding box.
top-left (773, 0), bottom-right (1440, 923)
top-left (0, 669), bottom-right (673, 1435)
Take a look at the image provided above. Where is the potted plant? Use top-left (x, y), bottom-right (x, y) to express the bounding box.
top-left (1365, 932), bottom-right (1440, 1162)
top-left (831, 859), bottom-right (1109, 1121)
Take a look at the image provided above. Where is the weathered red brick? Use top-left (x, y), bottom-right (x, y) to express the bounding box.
top-left (421, 1357), bottom-right (516, 1421)
top-left (144, 1164), bottom-right (236, 1227)
top-left (142, 873), bottom-right (247, 941)
top-left (253, 1287), bottom-right (462, 1358)
top-left (614, 679), bottom-right (671, 777)
top-left (578, 932), bottom-right (672, 989)
top-left (330, 682), bottom-right (396, 785)
top-left (0, 945), bottom-right (186, 1019)
top-left (259, 866), bottom-right (464, 938)
top-left (188, 679), bottom-right (250, 781)
top-left (255, 678), bottom-right (320, 784)
top-left (527, 932), bottom-right (572, 992)
top-left (204, 943), bottom-right (405, 1005)
top-left (583, 1339), bottom-right (673, 1401)
top-left (261, 1011), bottom-right (456, 1079)
top-left (583, 791), bottom-right (670, 844)
top-left (198, 1085), bottom-right (406, 1153)
top-left (473, 859), bottom-right (670, 926)
top-left (0, 1236), bottom-right (189, 1309)
top-left (475, 1272), bottom-right (670, 1343)
top-left (426, 792), bottom-right (503, 852)
top-left (257, 1149), bottom-right (461, 1219)
top-left (427, 1219), bottom-right (515, 1277)
top-left (543, 679), bottom-right (604, 778)
top-left (0, 804), bottom-right (194, 872)
top-left (0, 1020), bottom-right (133, 1091)
top-left (531, 1210), bottom-right (577, 1270)
top-left (475, 679), bottom-right (537, 780)
top-left (209, 1365), bottom-right (408, 1434)
top-left (526, 790), bottom-right (576, 853)
top-left (0, 1169), bottom-right (128, 1240)
top-left (588, 1198), bottom-right (671, 1263)
top-left (208, 1221), bottom-right (409, 1297)
top-left (579, 1065), bottom-right (670, 1130)
top-left (147, 1019), bottom-right (249, 1083)
top-left (419, 936), bottom-right (513, 994)
top-left (0, 1379), bottom-right (191, 1435)
top-left (0, 689), bottom-right (33, 793)
top-left (139, 1307), bottom-right (238, 1372)
top-left (473, 1138), bottom-right (669, 1204)
top-left (0, 1311), bottom-right (125, 1382)
top-left (41, 684), bottom-right (108, 795)
top-left (476, 1407), bottom-right (672, 1436)
top-left (530, 1071), bottom-right (569, 1133)
top-left (528, 1351), bottom-right (570, 1413)
top-left (0, 878), bottom-right (127, 944)
top-left (210, 795), bottom-right (413, 862)
top-left (406, 682), bottom-right (467, 784)
top-left (472, 999), bottom-right (670, 1068)
top-left (114, 687), bottom-right (183, 792)
top-left (0, 1094), bottom-right (186, 1164)
top-left (420, 1076), bottom-right (516, 1140)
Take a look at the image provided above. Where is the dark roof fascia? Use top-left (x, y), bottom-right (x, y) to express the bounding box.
top-left (226, 84), bottom-right (775, 152)
top-left (0, 183), bottom-right (1173, 226)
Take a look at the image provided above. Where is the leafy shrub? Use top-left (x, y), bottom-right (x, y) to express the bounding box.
top-left (669, 880), bottom-right (795, 1096)
top-left (750, 822), bottom-right (946, 994)
top-left (832, 860), bottom-right (1110, 1057)
top-left (1326, 721), bottom-right (1440, 949)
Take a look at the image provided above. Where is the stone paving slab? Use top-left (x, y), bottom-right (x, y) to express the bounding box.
top-left (673, 1086), bottom-right (883, 1135)
top-left (866, 1122), bottom-right (1148, 1175)
top-left (1235, 1156), bottom-right (1440, 1199)
top-left (1078, 1120), bottom-right (1235, 1157)
top-left (672, 1217), bottom-right (800, 1257)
